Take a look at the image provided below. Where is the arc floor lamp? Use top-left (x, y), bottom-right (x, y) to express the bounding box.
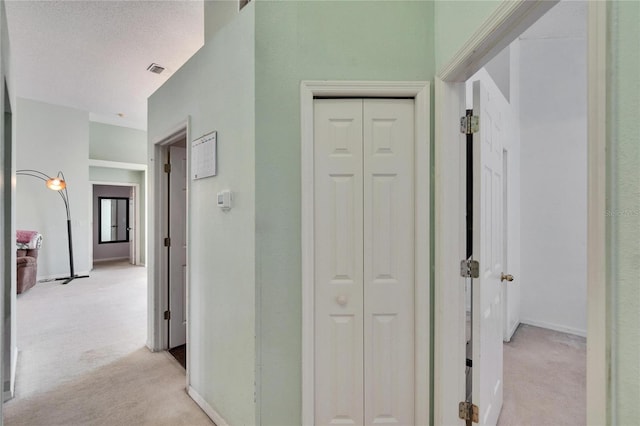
top-left (16, 169), bottom-right (89, 285)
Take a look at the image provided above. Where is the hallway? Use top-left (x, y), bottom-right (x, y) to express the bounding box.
top-left (4, 261), bottom-right (212, 425)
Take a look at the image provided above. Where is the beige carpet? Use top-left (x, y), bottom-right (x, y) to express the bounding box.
top-left (498, 324), bottom-right (586, 425)
top-left (4, 261), bottom-right (213, 426)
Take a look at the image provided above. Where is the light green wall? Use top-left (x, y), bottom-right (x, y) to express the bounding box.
top-left (89, 121), bottom-right (147, 164)
top-left (434, 0), bottom-right (502, 69)
top-left (145, 1), bottom-right (638, 424)
top-left (89, 167), bottom-right (146, 265)
top-left (254, 2), bottom-right (434, 423)
top-left (147, 3), bottom-right (256, 425)
top-left (15, 98), bottom-right (91, 277)
top-left (610, 1), bottom-right (640, 423)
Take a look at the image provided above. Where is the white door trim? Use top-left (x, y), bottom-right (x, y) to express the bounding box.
top-left (149, 119), bottom-right (190, 358)
top-left (300, 80), bottom-right (430, 425)
top-left (434, 1), bottom-right (608, 425)
top-left (88, 159), bottom-right (147, 172)
top-left (585, 2), bottom-right (609, 423)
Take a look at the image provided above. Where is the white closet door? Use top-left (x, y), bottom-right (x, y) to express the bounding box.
top-left (314, 98), bottom-right (415, 425)
top-left (314, 99), bottom-right (364, 426)
top-left (363, 99), bottom-right (415, 425)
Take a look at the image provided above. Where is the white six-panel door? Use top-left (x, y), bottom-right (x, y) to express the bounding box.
top-left (169, 145), bottom-right (188, 348)
top-left (314, 98), bottom-right (415, 425)
top-left (472, 79), bottom-right (507, 426)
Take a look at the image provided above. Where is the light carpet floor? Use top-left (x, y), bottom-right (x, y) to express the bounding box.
top-left (498, 324), bottom-right (586, 426)
top-left (4, 261), bottom-right (213, 426)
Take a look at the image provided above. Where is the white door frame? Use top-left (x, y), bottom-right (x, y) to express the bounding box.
top-left (149, 119), bottom-right (190, 359)
top-left (300, 81), bottom-right (430, 425)
top-left (434, 1), bottom-right (608, 425)
top-left (88, 159), bottom-right (148, 266)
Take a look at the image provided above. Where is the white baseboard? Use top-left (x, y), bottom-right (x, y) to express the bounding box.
top-left (11, 346), bottom-right (17, 395)
top-left (188, 386), bottom-right (229, 426)
top-left (37, 273), bottom-right (68, 282)
top-left (4, 346), bottom-right (17, 402)
top-left (504, 320), bottom-right (520, 342)
top-left (520, 318), bottom-right (587, 338)
top-left (93, 257), bottom-right (130, 263)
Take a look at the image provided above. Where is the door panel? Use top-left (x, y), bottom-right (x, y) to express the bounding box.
top-left (472, 80), bottom-right (507, 426)
top-left (314, 99), bottom-right (364, 425)
top-left (314, 98), bottom-right (416, 425)
top-left (363, 99), bottom-right (415, 425)
top-left (169, 145), bottom-right (187, 349)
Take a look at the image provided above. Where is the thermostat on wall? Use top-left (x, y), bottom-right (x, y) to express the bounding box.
top-left (217, 190), bottom-right (233, 211)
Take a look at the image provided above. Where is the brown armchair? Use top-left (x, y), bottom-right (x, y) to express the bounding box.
top-left (16, 230), bottom-right (42, 294)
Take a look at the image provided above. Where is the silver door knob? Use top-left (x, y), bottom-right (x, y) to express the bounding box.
top-left (336, 295), bottom-right (348, 306)
top-left (501, 273), bottom-right (514, 282)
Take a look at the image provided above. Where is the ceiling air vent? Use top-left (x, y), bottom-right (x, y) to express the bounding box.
top-left (147, 63), bottom-right (165, 74)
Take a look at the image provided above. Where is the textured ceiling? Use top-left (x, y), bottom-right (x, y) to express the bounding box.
top-left (5, 0), bottom-right (204, 130)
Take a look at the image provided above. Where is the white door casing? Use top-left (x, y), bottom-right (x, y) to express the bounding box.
top-left (471, 79), bottom-right (507, 426)
top-left (149, 120), bottom-right (188, 353)
top-left (301, 80), bottom-right (430, 426)
top-left (313, 97), bottom-right (418, 425)
top-left (435, 2), bottom-right (607, 425)
top-left (129, 186), bottom-right (135, 264)
top-left (503, 44), bottom-right (522, 343)
top-left (169, 145), bottom-right (187, 348)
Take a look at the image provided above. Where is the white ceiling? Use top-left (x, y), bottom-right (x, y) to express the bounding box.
top-left (5, 0), bottom-right (204, 130)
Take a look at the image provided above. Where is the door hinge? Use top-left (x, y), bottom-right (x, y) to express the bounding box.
top-left (459, 401), bottom-right (479, 423)
top-left (164, 310), bottom-right (171, 320)
top-left (460, 115), bottom-right (479, 134)
top-left (164, 237), bottom-right (171, 247)
top-left (460, 259), bottom-right (480, 278)
top-left (164, 163), bottom-right (171, 173)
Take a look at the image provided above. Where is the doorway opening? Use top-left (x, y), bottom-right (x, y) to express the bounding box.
top-left (152, 124), bottom-right (189, 371)
top-left (434, 0), bottom-right (606, 425)
top-left (165, 140), bottom-right (187, 367)
top-left (464, 2), bottom-right (588, 422)
top-left (92, 184), bottom-right (137, 266)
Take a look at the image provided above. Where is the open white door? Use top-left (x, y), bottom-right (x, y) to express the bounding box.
top-left (468, 67), bottom-right (520, 343)
top-left (471, 79), bottom-right (508, 426)
top-left (168, 146), bottom-right (187, 348)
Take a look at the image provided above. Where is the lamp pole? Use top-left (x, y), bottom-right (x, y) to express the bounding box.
top-left (16, 169), bottom-right (89, 284)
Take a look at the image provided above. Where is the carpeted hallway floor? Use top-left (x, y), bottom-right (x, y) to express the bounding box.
top-left (5, 261), bottom-right (584, 425)
top-left (4, 261), bottom-right (213, 426)
top-left (498, 324), bottom-right (586, 425)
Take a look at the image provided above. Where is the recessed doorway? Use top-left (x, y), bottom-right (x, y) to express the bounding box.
top-left (151, 123), bottom-right (189, 371)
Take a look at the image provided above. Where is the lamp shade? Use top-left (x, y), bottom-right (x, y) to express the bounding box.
top-left (46, 177), bottom-right (66, 191)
